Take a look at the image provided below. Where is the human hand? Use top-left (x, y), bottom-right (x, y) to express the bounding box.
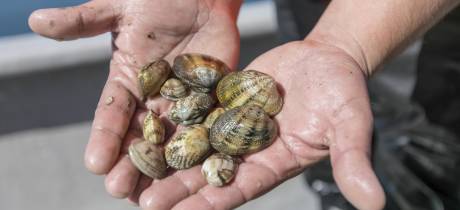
top-left (28, 0), bottom-right (241, 203)
top-left (123, 40), bottom-right (385, 210)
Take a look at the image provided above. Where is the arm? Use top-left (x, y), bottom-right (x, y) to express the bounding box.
top-left (309, 0), bottom-right (460, 75)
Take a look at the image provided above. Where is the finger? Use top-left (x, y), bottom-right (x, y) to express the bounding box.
top-left (330, 102), bottom-right (385, 210)
top-left (172, 162), bottom-right (279, 210)
top-left (139, 166), bottom-right (207, 210)
top-left (105, 154), bottom-right (141, 198)
top-left (127, 175), bottom-right (153, 205)
top-left (85, 77), bottom-right (136, 175)
top-left (104, 126), bottom-right (144, 197)
top-left (28, 0), bottom-right (119, 40)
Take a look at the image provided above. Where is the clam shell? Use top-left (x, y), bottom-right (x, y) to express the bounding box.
top-left (173, 53), bottom-right (230, 93)
top-left (216, 70), bottom-right (283, 116)
top-left (201, 153), bottom-right (237, 187)
top-left (210, 105), bottom-right (277, 155)
top-left (143, 110), bottom-right (165, 144)
top-left (160, 78), bottom-right (189, 101)
top-left (202, 107), bottom-right (225, 129)
top-left (128, 141), bottom-right (167, 179)
top-left (165, 125), bottom-right (211, 169)
top-left (168, 92), bottom-right (215, 125)
top-left (138, 59), bottom-right (171, 100)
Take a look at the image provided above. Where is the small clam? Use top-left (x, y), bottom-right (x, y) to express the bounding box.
top-left (138, 59), bottom-right (171, 100)
top-left (143, 110), bottom-right (165, 144)
top-left (168, 92), bottom-right (215, 125)
top-left (210, 104), bottom-right (277, 155)
top-left (160, 78), bottom-right (189, 101)
top-left (216, 70), bottom-right (283, 116)
top-left (202, 107), bottom-right (225, 129)
top-left (173, 53), bottom-right (230, 93)
top-left (165, 125), bottom-right (211, 169)
top-left (128, 141), bottom-right (167, 179)
top-left (201, 153), bottom-right (237, 187)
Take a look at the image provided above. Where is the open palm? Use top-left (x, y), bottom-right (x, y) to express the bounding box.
top-left (29, 0), bottom-right (240, 204)
top-left (30, 1), bottom-right (385, 209)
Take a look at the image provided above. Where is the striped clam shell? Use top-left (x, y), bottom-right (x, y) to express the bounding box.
top-left (143, 110), bottom-right (165, 144)
top-left (173, 53), bottom-right (230, 93)
top-left (202, 107), bottom-right (225, 129)
top-left (165, 125), bottom-right (211, 169)
top-left (128, 141), bottom-right (167, 179)
top-left (216, 70), bottom-right (283, 116)
top-left (138, 59), bottom-right (171, 100)
top-left (160, 78), bottom-right (189, 101)
top-left (210, 104), bottom-right (277, 155)
top-left (201, 153), bottom-right (237, 187)
top-left (168, 92), bottom-right (215, 125)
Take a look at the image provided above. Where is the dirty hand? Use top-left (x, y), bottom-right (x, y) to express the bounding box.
top-left (28, 0), bottom-right (241, 204)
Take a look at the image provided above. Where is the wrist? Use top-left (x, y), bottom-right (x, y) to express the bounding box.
top-left (307, 26), bottom-right (372, 77)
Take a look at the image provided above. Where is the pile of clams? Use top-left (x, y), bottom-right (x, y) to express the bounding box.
top-left (128, 53), bottom-right (283, 186)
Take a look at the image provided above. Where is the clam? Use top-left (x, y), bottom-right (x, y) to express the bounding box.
top-left (210, 104), bottom-right (277, 155)
top-left (202, 107), bottom-right (225, 129)
top-left (128, 141), bottom-right (167, 179)
top-left (138, 59), bottom-right (171, 100)
top-left (216, 70), bottom-right (283, 116)
top-left (143, 110), bottom-right (165, 144)
top-left (160, 78), bottom-right (189, 101)
top-left (168, 92), bottom-right (215, 125)
top-left (173, 53), bottom-right (230, 93)
top-left (201, 153), bottom-right (237, 187)
top-left (165, 125), bottom-right (211, 169)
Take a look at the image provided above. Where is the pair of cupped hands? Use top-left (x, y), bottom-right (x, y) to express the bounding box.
top-left (29, 0), bottom-right (385, 209)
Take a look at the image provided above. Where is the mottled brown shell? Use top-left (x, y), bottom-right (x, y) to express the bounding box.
top-left (138, 59), bottom-right (171, 100)
top-left (143, 110), bottom-right (165, 144)
top-left (216, 70), bottom-right (283, 116)
top-left (168, 92), bottom-right (215, 125)
top-left (165, 125), bottom-right (211, 169)
top-left (201, 153), bottom-right (237, 187)
top-left (202, 107), bottom-right (225, 129)
top-left (173, 53), bottom-right (230, 93)
top-left (128, 141), bottom-right (167, 179)
top-left (210, 105), bottom-right (277, 155)
top-left (160, 78), bottom-right (189, 101)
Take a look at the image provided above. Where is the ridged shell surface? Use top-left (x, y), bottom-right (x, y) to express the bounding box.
top-left (165, 125), bottom-right (211, 169)
top-left (160, 78), bottom-right (189, 101)
top-left (138, 59), bottom-right (171, 99)
top-left (201, 153), bottom-right (237, 187)
top-left (168, 92), bottom-right (215, 125)
top-left (202, 107), bottom-right (225, 129)
top-left (210, 105), bottom-right (277, 155)
top-left (173, 53), bottom-right (230, 93)
top-left (128, 141), bottom-right (167, 179)
top-left (216, 70), bottom-right (283, 116)
top-left (143, 110), bottom-right (165, 144)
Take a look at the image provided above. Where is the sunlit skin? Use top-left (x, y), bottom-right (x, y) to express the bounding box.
top-left (29, 0), bottom-right (460, 209)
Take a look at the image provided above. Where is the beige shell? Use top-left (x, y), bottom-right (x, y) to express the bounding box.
top-left (201, 153), bottom-right (237, 187)
top-left (138, 59), bottom-right (171, 100)
top-left (202, 107), bottom-right (225, 129)
top-left (128, 141), bottom-right (167, 179)
top-left (173, 53), bottom-right (230, 93)
top-left (216, 70), bottom-right (283, 116)
top-left (143, 110), bottom-right (165, 144)
top-left (165, 125), bottom-right (210, 170)
top-left (210, 104), bottom-right (277, 155)
top-left (160, 78), bottom-right (189, 101)
top-left (168, 92), bottom-right (215, 125)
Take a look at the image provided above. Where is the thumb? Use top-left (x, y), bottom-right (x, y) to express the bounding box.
top-left (329, 104), bottom-right (385, 210)
top-left (28, 0), bottom-right (120, 40)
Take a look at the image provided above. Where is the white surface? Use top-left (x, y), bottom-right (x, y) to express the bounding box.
top-left (0, 122), bottom-right (318, 210)
top-left (0, 1), bottom-right (277, 77)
